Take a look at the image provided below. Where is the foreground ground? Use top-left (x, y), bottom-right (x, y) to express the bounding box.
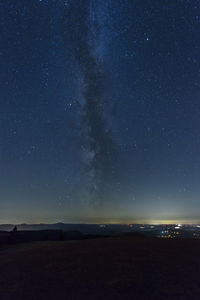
top-left (0, 236), bottom-right (200, 300)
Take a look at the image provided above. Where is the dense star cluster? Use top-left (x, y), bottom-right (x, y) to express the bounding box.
top-left (0, 0), bottom-right (200, 223)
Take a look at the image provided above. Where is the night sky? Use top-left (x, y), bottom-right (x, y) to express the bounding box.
top-left (0, 0), bottom-right (200, 224)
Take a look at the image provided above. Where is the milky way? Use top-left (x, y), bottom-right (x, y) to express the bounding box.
top-left (63, 0), bottom-right (116, 207)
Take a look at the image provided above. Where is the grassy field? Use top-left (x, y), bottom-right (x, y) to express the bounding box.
top-left (0, 236), bottom-right (200, 300)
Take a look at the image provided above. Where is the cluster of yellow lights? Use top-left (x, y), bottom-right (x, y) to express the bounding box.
top-left (158, 230), bottom-right (180, 239)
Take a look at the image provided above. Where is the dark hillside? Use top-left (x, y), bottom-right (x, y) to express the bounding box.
top-left (0, 236), bottom-right (200, 300)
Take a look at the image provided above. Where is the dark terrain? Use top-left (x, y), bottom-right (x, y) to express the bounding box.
top-left (0, 236), bottom-right (200, 300)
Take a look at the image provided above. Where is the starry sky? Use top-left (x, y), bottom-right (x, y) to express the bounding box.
top-left (0, 0), bottom-right (200, 224)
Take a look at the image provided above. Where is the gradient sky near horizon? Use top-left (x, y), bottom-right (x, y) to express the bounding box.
top-left (0, 0), bottom-right (200, 224)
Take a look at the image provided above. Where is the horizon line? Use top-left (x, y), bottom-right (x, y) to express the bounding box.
top-left (1, 220), bottom-right (200, 226)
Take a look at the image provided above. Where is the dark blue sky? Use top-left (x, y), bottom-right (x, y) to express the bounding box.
top-left (0, 0), bottom-right (200, 224)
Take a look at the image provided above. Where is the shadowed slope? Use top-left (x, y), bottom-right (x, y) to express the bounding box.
top-left (0, 237), bottom-right (200, 300)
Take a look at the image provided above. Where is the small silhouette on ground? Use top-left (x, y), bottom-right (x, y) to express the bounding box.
top-left (9, 226), bottom-right (18, 244)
